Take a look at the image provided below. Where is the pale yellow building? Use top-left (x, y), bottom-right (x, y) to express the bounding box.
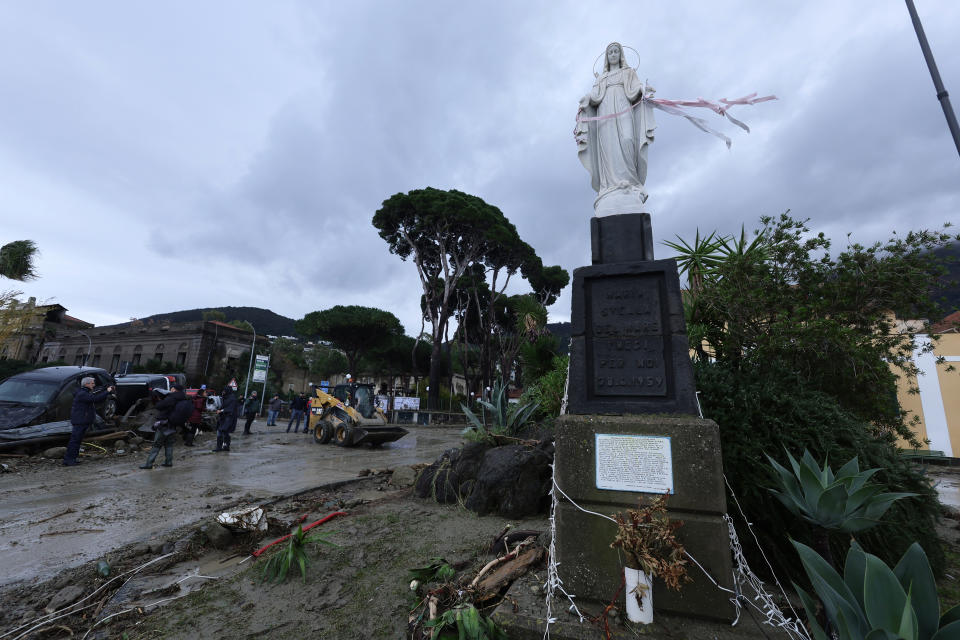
top-left (897, 312), bottom-right (960, 456)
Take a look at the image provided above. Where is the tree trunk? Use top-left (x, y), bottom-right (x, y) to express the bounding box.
top-left (428, 339), bottom-right (442, 410)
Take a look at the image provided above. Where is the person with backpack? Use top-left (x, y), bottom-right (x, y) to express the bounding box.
top-left (140, 384), bottom-right (192, 469)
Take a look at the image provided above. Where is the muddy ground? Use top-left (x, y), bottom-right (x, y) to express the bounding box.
top-left (0, 473), bottom-right (547, 639)
top-left (0, 423), bottom-right (466, 588)
top-left (3, 443), bottom-right (960, 640)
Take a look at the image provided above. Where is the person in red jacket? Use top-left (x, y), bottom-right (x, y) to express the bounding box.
top-left (185, 386), bottom-right (207, 446)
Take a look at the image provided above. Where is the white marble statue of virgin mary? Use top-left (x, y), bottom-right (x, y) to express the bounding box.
top-left (576, 42), bottom-right (657, 217)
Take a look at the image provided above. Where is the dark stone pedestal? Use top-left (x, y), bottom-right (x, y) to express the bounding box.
top-left (566, 258), bottom-right (698, 416)
top-left (554, 212), bottom-right (734, 621)
top-left (554, 414), bottom-right (735, 621)
top-left (567, 214), bottom-right (697, 416)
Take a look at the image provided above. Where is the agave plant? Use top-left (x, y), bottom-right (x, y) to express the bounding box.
top-left (793, 539), bottom-right (960, 640)
top-left (766, 450), bottom-right (916, 534)
top-left (460, 379), bottom-right (538, 439)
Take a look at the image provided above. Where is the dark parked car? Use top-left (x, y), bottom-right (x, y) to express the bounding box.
top-left (114, 373), bottom-right (177, 416)
top-left (0, 366), bottom-right (117, 431)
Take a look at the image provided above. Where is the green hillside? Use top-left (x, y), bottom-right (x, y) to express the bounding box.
top-left (138, 307), bottom-right (298, 337)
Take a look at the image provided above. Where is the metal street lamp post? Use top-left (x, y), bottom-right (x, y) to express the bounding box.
top-left (78, 331), bottom-right (92, 367)
top-left (905, 0), bottom-right (960, 159)
top-left (242, 324), bottom-right (256, 400)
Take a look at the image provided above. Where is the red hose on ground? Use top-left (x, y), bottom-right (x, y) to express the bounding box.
top-left (252, 511), bottom-right (348, 558)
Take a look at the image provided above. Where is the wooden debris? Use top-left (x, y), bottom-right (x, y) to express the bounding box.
top-left (473, 546), bottom-right (546, 602)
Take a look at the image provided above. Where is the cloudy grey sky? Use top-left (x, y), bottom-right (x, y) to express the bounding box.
top-left (2, 1), bottom-right (958, 335)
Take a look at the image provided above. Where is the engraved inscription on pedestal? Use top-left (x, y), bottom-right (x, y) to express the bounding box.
top-left (587, 274), bottom-right (668, 397)
top-left (595, 433), bottom-right (674, 494)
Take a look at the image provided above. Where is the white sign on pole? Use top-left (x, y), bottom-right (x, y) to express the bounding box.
top-left (393, 396), bottom-right (421, 410)
top-left (595, 434), bottom-right (674, 494)
top-left (252, 354), bottom-right (270, 383)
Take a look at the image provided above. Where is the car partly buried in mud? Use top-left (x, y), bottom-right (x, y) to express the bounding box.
top-left (0, 366), bottom-right (118, 452)
top-left (0, 366), bottom-right (116, 431)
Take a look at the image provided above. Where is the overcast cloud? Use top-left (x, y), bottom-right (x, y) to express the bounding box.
top-left (1, 1), bottom-right (958, 334)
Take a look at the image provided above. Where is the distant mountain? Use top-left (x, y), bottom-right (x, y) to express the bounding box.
top-left (137, 307), bottom-right (298, 337)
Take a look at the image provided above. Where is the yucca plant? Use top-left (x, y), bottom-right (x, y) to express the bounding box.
top-left (766, 450), bottom-right (915, 566)
top-left (259, 524), bottom-right (336, 584)
top-left (460, 378), bottom-right (538, 440)
top-left (793, 539), bottom-right (960, 640)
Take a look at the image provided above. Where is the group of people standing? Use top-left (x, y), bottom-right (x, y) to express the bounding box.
top-left (63, 378), bottom-right (312, 469)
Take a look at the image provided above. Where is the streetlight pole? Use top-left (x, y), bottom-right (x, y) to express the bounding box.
top-left (905, 0), bottom-right (960, 159)
top-left (78, 330), bottom-right (92, 367)
top-left (242, 324), bottom-right (256, 400)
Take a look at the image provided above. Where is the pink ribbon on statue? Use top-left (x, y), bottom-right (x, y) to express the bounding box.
top-left (574, 92), bottom-right (777, 148)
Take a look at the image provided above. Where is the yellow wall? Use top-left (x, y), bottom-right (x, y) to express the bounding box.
top-left (897, 333), bottom-right (960, 456)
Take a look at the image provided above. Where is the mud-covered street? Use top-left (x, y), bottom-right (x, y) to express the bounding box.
top-left (0, 421), bottom-right (465, 589)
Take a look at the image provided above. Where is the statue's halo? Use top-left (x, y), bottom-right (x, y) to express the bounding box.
top-left (592, 44), bottom-right (641, 77)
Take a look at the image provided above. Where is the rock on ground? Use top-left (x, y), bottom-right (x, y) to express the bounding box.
top-left (416, 440), bottom-right (554, 518)
top-left (43, 447), bottom-right (67, 459)
top-left (44, 585), bottom-right (85, 613)
top-left (200, 522), bottom-right (234, 549)
top-left (465, 442), bottom-right (553, 518)
top-left (389, 465), bottom-right (419, 487)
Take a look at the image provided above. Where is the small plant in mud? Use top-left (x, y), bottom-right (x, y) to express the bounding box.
top-left (422, 603), bottom-right (507, 640)
top-left (408, 557), bottom-right (456, 585)
top-left (259, 524), bottom-right (336, 583)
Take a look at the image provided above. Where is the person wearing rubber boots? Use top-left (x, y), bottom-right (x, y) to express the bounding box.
top-left (140, 384), bottom-right (192, 469)
top-left (213, 382), bottom-right (239, 452)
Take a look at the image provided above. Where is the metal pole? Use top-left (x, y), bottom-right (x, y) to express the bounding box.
top-left (78, 330), bottom-right (91, 367)
top-left (905, 0), bottom-right (960, 159)
top-left (243, 324), bottom-right (256, 400)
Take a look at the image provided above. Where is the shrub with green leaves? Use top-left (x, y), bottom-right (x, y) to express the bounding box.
top-left (793, 540), bottom-right (960, 640)
top-left (698, 360), bottom-right (942, 580)
top-left (519, 354), bottom-right (568, 423)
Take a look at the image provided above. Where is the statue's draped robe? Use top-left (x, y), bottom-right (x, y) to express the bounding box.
top-left (577, 66), bottom-right (656, 204)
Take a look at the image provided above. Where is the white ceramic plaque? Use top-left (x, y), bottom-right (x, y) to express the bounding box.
top-left (595, 434), bottom-right (673, 494)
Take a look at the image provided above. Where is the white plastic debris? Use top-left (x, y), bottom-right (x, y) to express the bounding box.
top-left (216, 505), bottom-right (267, 532)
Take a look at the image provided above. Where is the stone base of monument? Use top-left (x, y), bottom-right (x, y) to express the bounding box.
top-left (490, 568), bottom-right (775, 639)
top-left (553, 413), bottom-right (736, 621)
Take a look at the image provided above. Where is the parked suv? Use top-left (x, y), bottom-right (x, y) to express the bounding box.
top-left (0, 366), bottom-right (117, 431)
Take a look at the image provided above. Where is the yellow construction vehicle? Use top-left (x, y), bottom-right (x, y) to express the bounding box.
top-left (307, 382), bottom-right (408, 447)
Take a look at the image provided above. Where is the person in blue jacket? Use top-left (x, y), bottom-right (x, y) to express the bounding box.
top-left (63, 376), bottom-right (114, 466)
